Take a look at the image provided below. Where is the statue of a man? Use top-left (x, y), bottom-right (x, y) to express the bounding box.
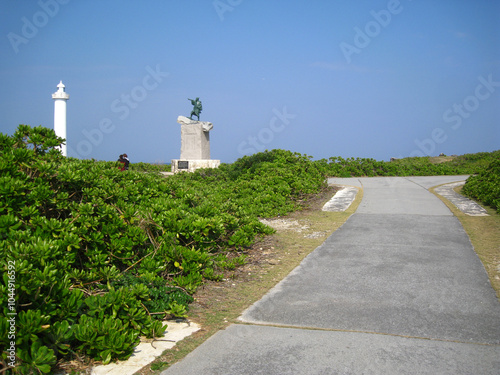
top-left (188, 97), bottom-right (203, 121)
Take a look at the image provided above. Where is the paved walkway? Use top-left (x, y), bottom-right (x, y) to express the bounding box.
top-left (162, 176), bottom-right (500, 374)
top-left (434, 181), bottom-right (489, 216)
top-left (322, 186), bottom-right (359, 212)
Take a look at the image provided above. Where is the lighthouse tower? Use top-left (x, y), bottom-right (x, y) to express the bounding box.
top-left (52, 81), bottom-right (70, 156)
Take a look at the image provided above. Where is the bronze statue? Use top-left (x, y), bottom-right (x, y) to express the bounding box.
top-left (188, 97), bottom-right (203, 121)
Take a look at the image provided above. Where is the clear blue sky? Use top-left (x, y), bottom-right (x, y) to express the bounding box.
top-left (1, 0), bottom-right (499, 163)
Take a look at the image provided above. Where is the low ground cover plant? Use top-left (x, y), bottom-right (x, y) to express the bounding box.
top-left (128, 162), bottom-right (170, 172)
top-left (0, 126), bottom-right (327, 373)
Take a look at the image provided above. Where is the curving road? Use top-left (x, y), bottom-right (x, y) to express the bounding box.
top-left (162, 176), bottom-right (500, 375)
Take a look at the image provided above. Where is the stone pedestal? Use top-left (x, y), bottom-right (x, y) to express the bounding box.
top-left (171, 159), bottom-right (221, 173)
top-left (171, 116), bottom-right (220, 173)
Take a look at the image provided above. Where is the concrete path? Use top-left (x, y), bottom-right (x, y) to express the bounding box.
top-left (162, 176), bottom-right (500, 375)
top-left (434, 181), bottom-right (489, 216)
top-left (322, 186), bottom-right (359, 212)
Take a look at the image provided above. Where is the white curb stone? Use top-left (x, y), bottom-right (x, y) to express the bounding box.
top-left (322, 186), bottom-right (358, 212)
top-left (434, 181), bottom-right (489, 216)
top-left (91, 321), bottom-right (200, 375)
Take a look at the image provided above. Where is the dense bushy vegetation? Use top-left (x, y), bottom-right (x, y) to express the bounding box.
top-left (1, 125), bottom-right (497, 373)
top-left (0, 126), bottom-right (327, 373)
top-left (128, 162), bottom-right (170, 172)
top-left (462, 158), bottom-right (500, 213)
top-left (317, 152), bottom-right (499, 177)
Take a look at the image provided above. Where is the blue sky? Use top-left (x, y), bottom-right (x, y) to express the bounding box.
top-left (1, 0), bottom-right (499, 163)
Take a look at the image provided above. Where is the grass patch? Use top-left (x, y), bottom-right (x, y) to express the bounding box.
top-left (431, 185), bottom-right (500, 300)
top-left (137, 185), bottom-right (363, 374)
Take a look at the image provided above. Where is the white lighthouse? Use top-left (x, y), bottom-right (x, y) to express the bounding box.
top-left (52, 81), bottom-right (69, 156)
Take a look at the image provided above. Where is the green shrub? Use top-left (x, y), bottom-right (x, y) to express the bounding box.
top-left (462, 159), bottom-right (500, 213)
top-left (129, 162), bottom-right (170, 172)
top-left (323, 152), bottom-right (499, 177)
top-left (0, 126), bottom-right (328, 373)
top-left (73, 314), bottom-right (140, 364)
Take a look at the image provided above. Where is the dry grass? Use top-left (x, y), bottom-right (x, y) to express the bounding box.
top-left (428, 156), bottom-right (456, 164)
